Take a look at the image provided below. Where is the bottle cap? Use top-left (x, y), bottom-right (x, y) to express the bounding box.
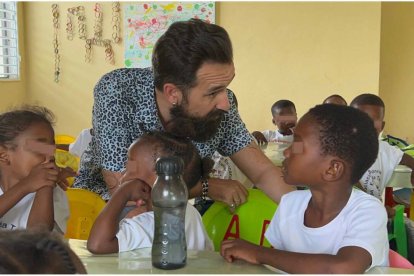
top-left (155, 156), bottom-right (184, 175)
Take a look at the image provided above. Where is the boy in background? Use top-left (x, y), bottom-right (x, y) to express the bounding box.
top-left (252, 100), bottom-right (297, 145)
top-left (221, 104), bottom-right (388, 273)
top-left (350, 94), bottom-right (414, 201)
top-left (322, 94), bottom-right (347, 106)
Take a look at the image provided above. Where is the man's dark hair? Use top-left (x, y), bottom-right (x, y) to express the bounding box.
top-left (271, 100), bottom-right (296, 115)
top-left (308, 104), bottom-right (378, 184)
top-left (152, 19), bottom-right (233, 94)
top-left (350, 93), bottom-right (385, 111)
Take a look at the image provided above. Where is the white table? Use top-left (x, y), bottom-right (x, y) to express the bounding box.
top-left (69, 239), bottom-right (413, 274)
top-left (69, 239), bottom-right (275, 274)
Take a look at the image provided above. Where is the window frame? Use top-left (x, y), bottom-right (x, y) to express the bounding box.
top-left (0, 1), bottom-right (20, 81)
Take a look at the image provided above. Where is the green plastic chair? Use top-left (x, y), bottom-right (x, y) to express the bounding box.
top-left (388, 205), bottom-right (408, 258)
top-left (202, 188), bottom-right (278, 251)
top-left (402, 144), bottom-right (414, 159)
top-left (382, 135), bottom-right (409, 149)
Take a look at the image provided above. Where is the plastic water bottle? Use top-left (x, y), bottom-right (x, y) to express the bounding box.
top-left (151, 156), bottom-right (188, 270)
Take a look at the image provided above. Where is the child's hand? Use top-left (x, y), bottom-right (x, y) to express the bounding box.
top-left (21, 162), bottom-right (59, 193)
top-left (56, 167), bottom-right (78, 191)
top-left (220, 239), bottom-right (260, 264)
top-left (252, 131), bottom-right (268, 146)
top-left (119, 179), bottom-right (151, 204)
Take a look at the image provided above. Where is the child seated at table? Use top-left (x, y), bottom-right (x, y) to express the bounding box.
top-left (0, 106), bottom-right (75, 233)
top-left (0, 228), bottom-right (86, 273)
top-left (220, 104), bottom-right (389, 273)
top-left (322, 94), bottom-right (347, 105)
top-left (252, 100), bottom-right (297, 145)
top-left (87, 131), bottom-right (214, 254)
top-left (350, 93), bottom-right (414, 201)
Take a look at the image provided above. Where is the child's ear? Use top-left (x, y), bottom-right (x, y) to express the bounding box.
top-left (381, 121), bottom-right (385, 132)
top-left (0, 145), bottom-right (10, 165)
top-left (323, 159), bottom-right (344, 182)
top-left (272, 118), bottom-right (276, 125)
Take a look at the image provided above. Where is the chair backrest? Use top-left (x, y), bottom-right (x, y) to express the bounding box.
top-left (202, 188), bottom-right (278, 251)
top-left (389, 249), bottom-right (414, 269)
top-left (55, 134), bottom-right (76, 145)
top-left (64, 188), bottom-right (106, 240)
top-left (388, 205), bottom-right (408, 258)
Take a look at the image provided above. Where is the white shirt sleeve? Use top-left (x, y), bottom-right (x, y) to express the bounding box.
top-left (116, 213), bottom-right (155, 252)
top-left (69, 129), bottom-right (93, 157)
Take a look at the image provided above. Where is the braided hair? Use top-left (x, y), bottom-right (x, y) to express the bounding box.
top-left (0, 228), bottom-right (84, 274)
top-left (137, 131), bottom-right (214, 189)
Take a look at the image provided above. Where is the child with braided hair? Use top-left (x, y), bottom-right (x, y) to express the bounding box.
top-left (87, 131), bottom-right (214, 254)
top-left (0, 229), bottom-right (86, 273)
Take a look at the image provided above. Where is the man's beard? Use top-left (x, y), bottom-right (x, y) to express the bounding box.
top-left (166, 103), bottom-right (225, 142)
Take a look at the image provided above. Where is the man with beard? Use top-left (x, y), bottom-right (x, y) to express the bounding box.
top-left (73, 19), bottom-right (294, 209)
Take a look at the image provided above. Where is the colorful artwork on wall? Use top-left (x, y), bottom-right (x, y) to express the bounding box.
top-left (124, 2), bottom-right (215, 68)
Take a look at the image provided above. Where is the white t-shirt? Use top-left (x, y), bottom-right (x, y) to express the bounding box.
top-left (0, 186), bottom-right (69, 233)
top-left (211, 151), bottom-right (253, 189)
top-left (262, 129), bottom-right (293, 144)
top-left (265, 189), bottom-right (389, 269)
top-left (360, 141), bottom-right (404, 200)
top-left (116, 202), bottom-right (214, 252)
top-left (69, 128), bottom-right (92, 157)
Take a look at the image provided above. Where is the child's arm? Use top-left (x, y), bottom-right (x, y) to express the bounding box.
top-left (87, 179), bottom-right (151, 254)
top-left (221, 239), bottom-right (371, 274)
top-left (0, 162), bottom-right (57, 218)
top-left (399, 153), bottom-right (414, 185)
top-left (27, 186), bottom-right (54, 230)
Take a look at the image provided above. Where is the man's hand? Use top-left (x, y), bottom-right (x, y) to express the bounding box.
top-left (208, 178), bottom-right (248, 208)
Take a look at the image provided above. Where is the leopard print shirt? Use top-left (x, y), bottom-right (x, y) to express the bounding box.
top-left (73, 67), bottom-right (253, 200)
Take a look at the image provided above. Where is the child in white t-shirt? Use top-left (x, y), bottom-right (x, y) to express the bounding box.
top-left (0, 106), bottom-right (74, 232)
top-left (221, 104), bottom-right (388, 273)
top-left (252, 99), bottom-right (297, 145)
top-left (87, 131), bottom-right (213, 254)
top-left (350, 93), bottom-right (414, 201)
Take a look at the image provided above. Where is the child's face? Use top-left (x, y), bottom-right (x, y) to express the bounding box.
top-left (6, 122), bottom-right (55, 179)
top-left (353, 104), bottom-right (384, 136)
top-left (273, 107), bottom-right (297, 134)
top-left (281, 114), bottom-right (330, 186)
top-left (120, 140), bottom-right (157, 188)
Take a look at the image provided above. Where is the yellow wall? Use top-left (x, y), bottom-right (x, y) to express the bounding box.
top-left (0, 3), bottom-right (26, 110)
top-left (219, 2), bottom-right (381, 131)
top-left (379, 3), bottom-right (414, 143)
top-left (21, 2), bottom-right (381, 136)
top-left (24, 2), bottom-right (124, 135)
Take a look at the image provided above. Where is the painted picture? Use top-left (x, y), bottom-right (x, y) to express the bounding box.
top-left (124, 2), bottom-right (215, 68)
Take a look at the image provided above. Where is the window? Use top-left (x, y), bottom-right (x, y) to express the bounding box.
top-left (0, 1), bottom-right (19, 80)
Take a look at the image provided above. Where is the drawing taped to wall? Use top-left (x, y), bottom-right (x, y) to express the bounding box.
top-left (124, 2), bottom-right (215, 68)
